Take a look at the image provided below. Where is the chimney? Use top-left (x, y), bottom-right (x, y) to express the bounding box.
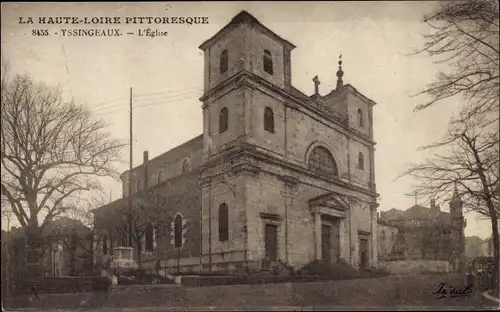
top-left (143, 150), bottom-right (149, 189)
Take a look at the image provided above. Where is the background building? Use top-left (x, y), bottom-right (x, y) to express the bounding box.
top-left (377, 192), bottom-right (466, 272)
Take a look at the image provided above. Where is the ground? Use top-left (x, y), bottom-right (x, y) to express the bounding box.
top-left (4, 274), bottom-right (498, 311)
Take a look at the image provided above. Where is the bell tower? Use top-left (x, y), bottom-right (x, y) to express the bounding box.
top-left (198, 10), bottom-right (296, 159)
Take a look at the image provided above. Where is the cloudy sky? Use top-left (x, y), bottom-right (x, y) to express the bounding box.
top-left (1, 1), bottom-right (492, 238)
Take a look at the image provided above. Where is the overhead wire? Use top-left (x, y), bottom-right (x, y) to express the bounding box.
top-left (91, 89), bottom-right (203, 116)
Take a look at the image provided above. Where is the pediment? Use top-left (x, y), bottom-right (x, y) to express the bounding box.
top-left (309, 192), bottom-right (350, 211)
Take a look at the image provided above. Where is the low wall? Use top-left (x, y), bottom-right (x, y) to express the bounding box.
top-left (379, 260), bottom-right (450, 274)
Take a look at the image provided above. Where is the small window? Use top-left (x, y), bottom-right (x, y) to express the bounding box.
top-left (263, 50), bottom-right (273, 75)
top-left (174, 214), bottom-right (183, 248)
top-left (157, 170), bottom-right (163, 184)
top-left (357, 109), bottom-right (364, 127)
top-left (219, 107), bottom-right (228, 133)
top-left (358, 152), bottom-right (365, 171)
top-left (264, 107), bottom-right (274, 133)
top-left (220, 50), bottom-right (228, 74)
top-left (219, 203), bottom-right (229, 242)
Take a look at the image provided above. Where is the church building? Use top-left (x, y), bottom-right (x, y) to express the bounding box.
top-left (93, 11), bottom-right (379, 273)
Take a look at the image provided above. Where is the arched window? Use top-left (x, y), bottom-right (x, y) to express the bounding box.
top-left (263, 50), bottom-right (273, 75)
top-left (182, 159), bottom-right (191, 174)
top-left (308, 146), bottom-right (338, 177)
top-left (220, 49), bottom-right (228, 74)
top-left (218, 203), bottom-right (229, 242)
top-left (264, 107), bottom-right (274, 133)
top-left (357, 109), bottom-right (364, 127)
top-left (358, 152), bottom-right (365, 171)
top-left (219, 107), bottom-right (228, 133)
top-left (136, 180), bottom-right (142, 193)
top-left (145, 222), bottom-right (154, 252)
top-left (174, 214), bottom-right (183, 248)
top-left (157, 170), bottom-right (163, 184)
top-left (102, 236), bottom-right (108, 255)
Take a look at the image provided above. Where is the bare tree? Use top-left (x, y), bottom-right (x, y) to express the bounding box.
top-left (412, 0), bottom-right (499, 126)
top-left (401, 116), bottom-right (499, 283)
top-left (0, 72), bottom-right (124, 269)
top-left (69, 193), bottom-right (110, 274)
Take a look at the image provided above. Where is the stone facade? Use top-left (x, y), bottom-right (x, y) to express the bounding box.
top-left (93, 10), bottom-right (379, 272)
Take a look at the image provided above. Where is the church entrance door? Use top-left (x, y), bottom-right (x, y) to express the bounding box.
top-left (321, 224), bottom-right (332, 264)
top-left (264, 224), bottom-right (278, 262)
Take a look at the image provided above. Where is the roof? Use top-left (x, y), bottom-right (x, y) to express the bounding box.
top-left (119, 134), bottom-right (203, 181)
top-left (377, 219), bottom-right (400, 228)
top-left (403, 204), bottom-right (450, 221)
top-left (198, 10), bottom-right (296, 51)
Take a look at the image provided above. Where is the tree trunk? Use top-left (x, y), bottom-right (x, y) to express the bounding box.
top-left (489, 211), bottom-right (499, 287)
top-left (24, 224), bottom-right (44, 280)
top-left (468, 134), bottom-right (499, 287)
top-left (136, 237), bottom-right (142, 268)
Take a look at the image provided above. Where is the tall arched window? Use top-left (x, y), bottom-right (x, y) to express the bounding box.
top-left (219, 107), bottom-right (228, 133)
top-left (182, 159), bottom-right (191, 174)
top-left (157, 170), bottom-right (163, 184)
top-left (263, 50), bottom-right (273, 75)
top-left (264, 107), bottom-right (274, 133)
top-left (358, 152), bottom-right (365, 171)
top-left (357, 109), bottom-right (364, 127)
top-left (145, 222), bottom-right (154, 251)
top-left (308, 146), bottom-right (338, 177)
top-left (174, 214), bottom-right (183, 248)
top-left (220, 49), bottom-right (228, 74)
top-left (218, 203), bottom-right (229, 242)
top-left (136, 180), bottom-right (142, 193)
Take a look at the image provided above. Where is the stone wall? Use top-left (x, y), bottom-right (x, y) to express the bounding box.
top-left (378, 260), bottom-right (451, 274)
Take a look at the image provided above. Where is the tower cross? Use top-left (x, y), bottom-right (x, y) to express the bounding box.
top-left (313, 76), bottom-right (320, 94)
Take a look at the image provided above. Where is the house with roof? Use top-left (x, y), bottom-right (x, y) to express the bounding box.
top-left (377, 192), bottom-right (466, 272)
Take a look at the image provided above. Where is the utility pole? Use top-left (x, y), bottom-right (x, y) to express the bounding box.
top-left (128, 87), bottom-right (133, 248)
top-left (405, 190), bottom-right (419, 206)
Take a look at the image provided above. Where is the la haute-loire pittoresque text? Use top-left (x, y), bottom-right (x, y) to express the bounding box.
top-left (20, 16), bottom-right (210, 37)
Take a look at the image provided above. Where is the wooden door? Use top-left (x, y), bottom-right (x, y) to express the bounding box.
top-left (265, 224), bottom-right (278, 262)
top-left (321, 224), bottom-right (332, 264)
top-left (359, 238), bottom-right (369, 269)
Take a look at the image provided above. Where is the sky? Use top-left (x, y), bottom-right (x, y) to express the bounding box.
top-left (0, 1), bottom-right (493, 238)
